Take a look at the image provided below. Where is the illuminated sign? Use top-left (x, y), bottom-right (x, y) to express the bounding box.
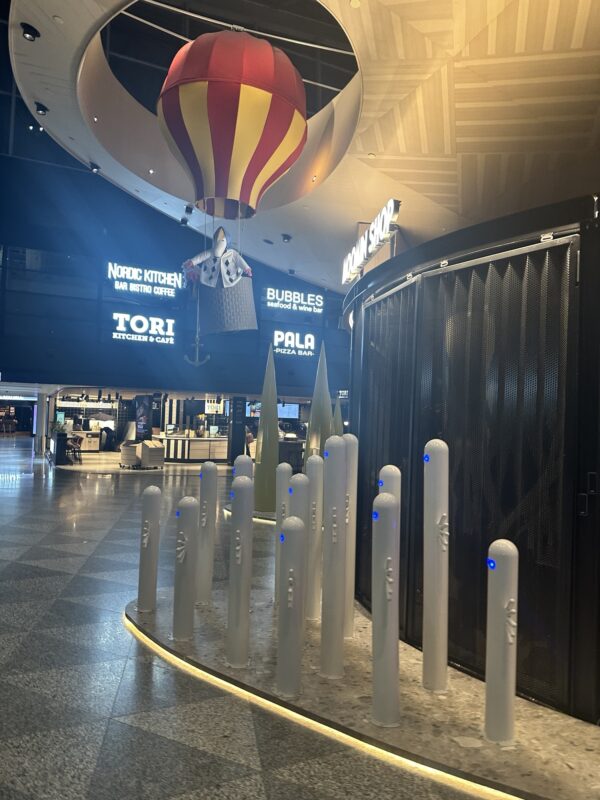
top-left (273, 329), bottom-right (316, 357)
top-left (107, 261), bottom-right (183, 298)
top-left (264, 288), bottom-right (324, 314)
top-left (112, 312), bottom-right (175, 345)
top-left (342, 199), bottom-right (400, 285)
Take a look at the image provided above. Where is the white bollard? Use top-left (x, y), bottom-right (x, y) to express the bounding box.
top-left (233, 454), bottom-right (254, 480)
top-left (289, 473), bottom-right (310, 531)
top-left (196, 461), bottom-right (218, 606)
top-left (305, 455), bottom-right (324, 621)
top-left (275, 516), bottom-right (307, 699)
top-left (274, 462), bottom-right (293, 604)
top-left (422, 439), bottom-right (450, 692)
top-left (371, 492), bottom-right (401, 727)
top-left (226, 476), bottom-right (254, 668)
top-left (378, 465), bottom-right (401, 522)
top-left (137, 486), bottom-right (162, 613)
top-left (172, 496), bottom-right (200, 642)
top-left (485, 539), bottom-right (519, 744)
top-left (343, 433), bottom-right (359, 639)
top-left (320, 435), bottom-right (347, 679)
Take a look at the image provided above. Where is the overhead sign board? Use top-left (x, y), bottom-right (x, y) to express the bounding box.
top-left (112, 312), bottom-right (175, 345)
top-left (273, 329), bottom-right (316, 357)
top-left (263, 288), bottom-right (324, 315)
top-left (107, 261), bottom-right (183, 298)
top-left (342, 199), bottom-right (400, 285)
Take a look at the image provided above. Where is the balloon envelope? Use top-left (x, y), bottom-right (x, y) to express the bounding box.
top-left (158, 31), bottom-right (307, 220)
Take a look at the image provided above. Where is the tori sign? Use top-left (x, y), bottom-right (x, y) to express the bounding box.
top-left (342, 199), bottom-right (400, 284)
top-left (112, 312), bottom-right (175, 345)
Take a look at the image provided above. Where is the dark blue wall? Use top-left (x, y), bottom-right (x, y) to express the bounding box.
top-left (0, 157), bottom-right (349, 396)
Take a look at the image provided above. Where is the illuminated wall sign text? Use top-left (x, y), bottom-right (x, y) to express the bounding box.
top-left (112, 312), bottom-right (175, 345)
top-left (342, 199), bottom-right (400, 284)
top-left (107, 261), bottom-right (183, 298)
top-left (264, 288), bottom-right (324, 314)
top-left (273, 330), bottom-right (316, 357)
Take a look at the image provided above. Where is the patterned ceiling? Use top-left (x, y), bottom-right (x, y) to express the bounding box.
top-left (335, 0), bottom-right (600, 227)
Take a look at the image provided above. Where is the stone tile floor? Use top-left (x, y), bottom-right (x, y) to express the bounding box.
top-left (0, 437), bottom-right (473, 800)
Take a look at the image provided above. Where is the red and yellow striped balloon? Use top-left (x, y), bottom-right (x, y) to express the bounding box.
top-left (158, 31), bottom-right (307, 220)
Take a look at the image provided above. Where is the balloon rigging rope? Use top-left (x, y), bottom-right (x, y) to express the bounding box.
top-left (139, 0), bottom-right (355, 56)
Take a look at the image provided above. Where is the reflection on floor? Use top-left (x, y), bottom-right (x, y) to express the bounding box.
top-left (0, 437), bottom-right (473, 800)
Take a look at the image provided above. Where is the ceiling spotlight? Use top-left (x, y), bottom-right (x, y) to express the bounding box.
top-left (148, 168), bottom-right (155, 175)
top-left (185, 204), bottom-right (193, 215)
top-left (92, 116), bottom-right (98, 123)
top-left (311, 175), bottom-right (317, 182)
top-left (263, 238), bottom-right (274, 245)
top-left (28, 124), bottom-right (34, 131)
top-left (21, 23), bottom-right (40, 41)
top-left (368, 152), bottom-right (376, 159)
top-left (38, 126), bottom-right (44, 132)
top-left (281, 233), bottom-right (292, 243)
top-left (90, 162), bottom-right (100, 174)
top-left (180, 217), bottom-right (188, 226)
top-left (35, 102), bottom-right (48, 116)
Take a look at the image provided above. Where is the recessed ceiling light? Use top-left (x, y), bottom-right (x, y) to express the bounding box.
top-left (21, 23), bottom-right (40, 41)
top-left (35, 102), bottom-right (48, 116)
top-left (148, 168), bottom-right (155, 175)
top-left (90, 162), bottom-right (100, 173)
top-left (92, 116), bottom-right (98, 123)
top-left (282, 233), bottom-right (292, 243)
top-left (38, 126), bottom-right (44, 132)
top-left (28, 124), bottom-right (34, 131)
top-left (368, 152), bottom-right (376, 159)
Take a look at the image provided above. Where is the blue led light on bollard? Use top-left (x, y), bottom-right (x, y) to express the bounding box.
top-left (230, 491), bottom-right (235, 499)
top-left (487, 558), bottom-right (496, 570)
top-left (378, 479), bottom-right (384, 487)
top-left (324, 451), bottom-right (329, 458)
top-left (280, 533), bottom-right (285, 542)
top-left (423, 454), bottom-right (430, 462)
top-left (288, 487), bottom-right (293, 494)
top-left (232, 467), bottom-right (236, 475)
top-left (372, 511), bottom-right (379, 520)
top-left (175, 510), bottom-right (180, 517)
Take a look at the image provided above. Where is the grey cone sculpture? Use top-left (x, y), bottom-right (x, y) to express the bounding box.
top-left (333, 395), bottom-right (344, 436)
top-left (304, 342), bottom-right (334, 467)
top-left (254, 345), bottom-right (279, 513)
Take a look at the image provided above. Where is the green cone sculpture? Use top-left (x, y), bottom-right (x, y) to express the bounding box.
top-left (304, 342), bottom-right (334, 467)
top-left (333, 395), bottom-right (344, 435)
top-left (254, 345), bottom-right (279, 513)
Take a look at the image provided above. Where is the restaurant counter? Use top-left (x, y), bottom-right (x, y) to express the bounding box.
top-left (153, 434), bottom-right (228, 463)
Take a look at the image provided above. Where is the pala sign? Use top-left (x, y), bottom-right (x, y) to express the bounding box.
top-left (273, 329), bottom-right (316, 357)
top-left (112, 312), bottom-right (175, 345)
top-left (342, 199), bottom-right (400, 284)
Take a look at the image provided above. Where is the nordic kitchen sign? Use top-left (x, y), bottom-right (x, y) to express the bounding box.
top-left (107, 261), bottom-right (183, 298)
top-left (342, 199), bottom-right (400, 285)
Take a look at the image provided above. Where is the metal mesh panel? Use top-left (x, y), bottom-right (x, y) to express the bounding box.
top-left (354, 282), bottom-right (417, 634)
top-left (354, 238), bottom-right (577, 710)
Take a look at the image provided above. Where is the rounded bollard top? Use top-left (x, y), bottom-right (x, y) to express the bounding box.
top-left (178, 496), bottom-right (199, 510)
top-left (373, 492), bottom-right (398, 514)
top-left (281, 515), bottom-right (305, 534)
top-left (232, 475), bottom-right (253, 489)
top-left (142, 485), bottom-right (161, 496)
top-left (323, 435), bottom-right (345, 461)
top-left (342, 432), bottom-right (358, 446)
top-left (424, 439), bottom-right (449, 457)
top-left (306, 454), bottom-right (324, 468)
top-left (290, 473), bottom-right (309, 488)
top-left (234, 454), bottom-right (252, 465)
top-left (276, 462), bottom-right (293, 475)
top-left (201, 461), bottom-right (217, 476)
top-left (378, 464), bottom-right (401, 485)
top-left (488, 538), bottom-right (519, 562)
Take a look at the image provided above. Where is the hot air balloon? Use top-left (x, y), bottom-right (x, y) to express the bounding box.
top-left (158, 31), bottom-right (307, 220)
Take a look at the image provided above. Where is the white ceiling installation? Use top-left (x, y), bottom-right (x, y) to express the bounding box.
top-left (8, 0), bottom-right (600, 292)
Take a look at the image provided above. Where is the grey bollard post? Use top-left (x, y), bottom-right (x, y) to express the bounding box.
top-left (422, 439), bottom-right (450, 692)
top-left (226, 476), bottom-right (254, 668)
top-left (233, 454), bottom-right (254, 480)
top-left (485, 539), bottom-right (519, 744)
top-left (137, 486), bottom-right (162, 613)
top-left (305, 455), bottom-right (324, 621)
top-left (275, 516), bottom-right (307, 699)
top-left (274, 462), bottom-right (293, 604)
top-left (320, 435), bottom-right (347, 679)
top-left (371, 492), bottom-right (401, 727)
top-left (196, 461), bottom-right (218, 606)
top-left (172, 496), bottom-right (200, 642)
top-left (343, 433), bottom-right (359, 639)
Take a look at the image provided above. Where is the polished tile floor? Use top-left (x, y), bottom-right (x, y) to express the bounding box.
top-left (0, 437), bottom-right (472, 799)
